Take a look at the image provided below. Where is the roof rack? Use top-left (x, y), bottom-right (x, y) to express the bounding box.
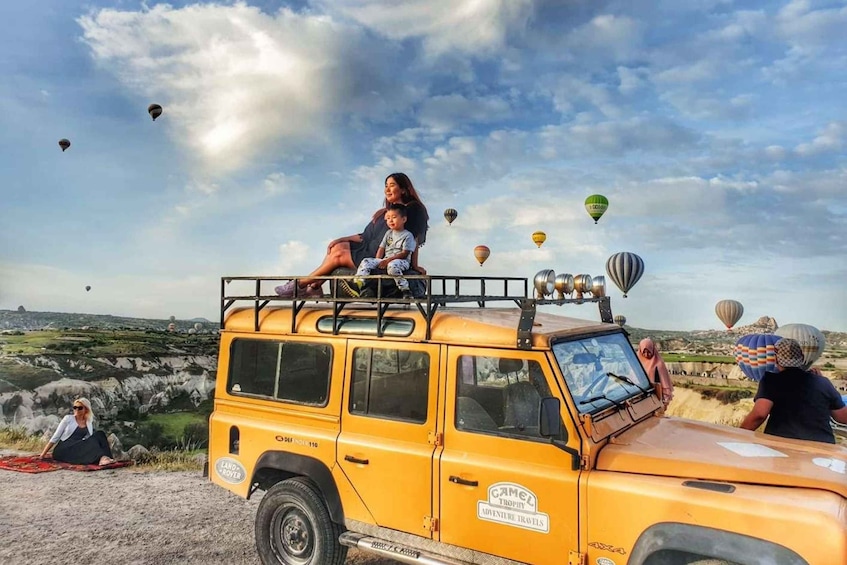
top-left (220, 275), bottom-right (614, 350)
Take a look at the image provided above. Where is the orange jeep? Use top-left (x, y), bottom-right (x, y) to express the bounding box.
top-left (208, 274), bottom-right (847, 565)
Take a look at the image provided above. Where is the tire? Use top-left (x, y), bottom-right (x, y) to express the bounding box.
top-left (255, 477), bottom-right (347, 565)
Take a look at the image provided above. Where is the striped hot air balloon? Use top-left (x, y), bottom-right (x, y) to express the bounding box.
top-left (584, 194), bottom-right (609, 224)
top-left (774, 323), bottom-right (826, 369)
top-left (605, 252), bottom-right (644, 298)
top-left (734, 333), bottom-right (781, 382)
top-left (473, 245), bottom-right (490, 266)
top-left (613, 315), bottom-right (627, 327)
top-left (444, 208), bottom-right (458, 225)
top-left (715, 299), bottom-right (744, 330)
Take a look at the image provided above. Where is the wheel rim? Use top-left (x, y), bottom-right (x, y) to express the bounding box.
top-left (271, 506), bottom-right (315, 564)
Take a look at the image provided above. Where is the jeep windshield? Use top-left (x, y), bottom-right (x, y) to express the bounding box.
top-left (552, 332), bottom-right (652, 414)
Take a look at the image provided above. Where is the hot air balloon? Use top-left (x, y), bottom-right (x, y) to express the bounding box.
top-left (444, 208), bottom-right (458, 225)
top-left (58, 139), bottom-right (71, 152)
top-left (584, 194), bottom-right (608, 224)
top-left (169, 315), bottom-right (176, 322)
top-left (148, 103), bottom-right (163, 121)
top-left (734, 333), bottom-right (781, 382)
top-left (531, 231), bottom-right (547, 248)
top-left (614, 315), bottom-right (627, 327)
top-left (85, 285), bottom-right (91, 292)
top-left (188, 328), bottom-right (196, 335)
top-left (715, 299), bottom-right (744, 330)
top-left (774, 323), bottom-right (826, 369)
top-left (194, 322), bottom-right (203, 331)
top-left (167, 323), bottom-right (176, 332)
top-left (605, 252), bottom-right (644, 298)
top-left (473, 245), bottom-right (490, 266)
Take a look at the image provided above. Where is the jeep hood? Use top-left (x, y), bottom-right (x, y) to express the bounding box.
top-left (596, 417), bottom-right (847, 498)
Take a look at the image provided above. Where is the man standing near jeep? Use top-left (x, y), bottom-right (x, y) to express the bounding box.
top-left (740, 338), bottom-right (847, 444)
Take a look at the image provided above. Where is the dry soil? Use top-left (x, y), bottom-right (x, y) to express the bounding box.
top-left (0, 449), bottom-right (395, 565)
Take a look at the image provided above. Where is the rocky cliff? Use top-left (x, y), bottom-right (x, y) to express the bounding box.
top-left (0, 354), bottom-right (216, 436)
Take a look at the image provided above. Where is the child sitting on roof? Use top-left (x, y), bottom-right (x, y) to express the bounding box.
top-left (352, 203), bottom-right (416, 298)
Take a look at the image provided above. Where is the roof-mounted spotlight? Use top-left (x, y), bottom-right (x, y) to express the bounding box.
top-left (534, 269), bottom-right (556, 298)
top-left (554, 273), bottom-right (574, 299)
top-left (591, 275), bottom-right (606, 297)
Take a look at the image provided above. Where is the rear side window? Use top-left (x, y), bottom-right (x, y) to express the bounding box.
top-left (228, 339), bottom-right (332, 406)
top-left (350, 347), bottom-right (430, 423)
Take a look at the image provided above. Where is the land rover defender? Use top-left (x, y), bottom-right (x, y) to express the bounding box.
top-left (208, 274), bottom-right (847, 565)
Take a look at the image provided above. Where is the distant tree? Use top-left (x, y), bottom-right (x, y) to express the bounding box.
top-left (17, 305), bottom-right (25, 313)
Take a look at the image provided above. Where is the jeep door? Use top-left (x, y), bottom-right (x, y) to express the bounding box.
top-left (337, 341), bottom-right (441, 536)
top-left (437, 348), bottom-right (580, 564)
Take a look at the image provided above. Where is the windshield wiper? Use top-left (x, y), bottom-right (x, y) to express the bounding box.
top-left (607, 372), bottom-right (652, 394)
top-left (579, 393), bottom-right (624, 410)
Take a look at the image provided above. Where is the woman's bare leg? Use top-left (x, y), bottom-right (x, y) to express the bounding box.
top-left (300, 242), bottom-right (355, 286)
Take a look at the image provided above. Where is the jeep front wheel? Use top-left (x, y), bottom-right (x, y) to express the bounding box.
top-left (255, 477), bottom-right (347, 565)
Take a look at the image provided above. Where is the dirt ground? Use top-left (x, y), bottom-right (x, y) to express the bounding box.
top-left (0, 449), bottom-right (396, 565)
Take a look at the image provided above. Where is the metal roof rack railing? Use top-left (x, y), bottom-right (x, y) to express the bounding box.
top-left (220, 274), bottom-right (613, 349)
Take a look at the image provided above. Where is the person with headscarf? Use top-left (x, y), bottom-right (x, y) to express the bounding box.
top-left (740, 338), bottom-right (847, 444)
top-left (637, 338), bottom-right (674, 408)
top-left (38, 398), bottom-right (115, 465)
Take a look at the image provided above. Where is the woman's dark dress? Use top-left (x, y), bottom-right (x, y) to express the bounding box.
top-left (52, 425), bottom-right (113, 465)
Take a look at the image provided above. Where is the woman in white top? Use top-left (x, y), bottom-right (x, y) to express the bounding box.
top-left (38, 398), bottom-right (115, 465)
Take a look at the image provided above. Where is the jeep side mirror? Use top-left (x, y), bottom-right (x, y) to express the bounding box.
top-left (540, 397), bottom-right (563, 438)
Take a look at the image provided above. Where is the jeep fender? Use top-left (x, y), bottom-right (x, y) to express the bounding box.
top-left (627, 523), bottom-right (807, 565)
top-left (252, 451), bottom-right (344, 524)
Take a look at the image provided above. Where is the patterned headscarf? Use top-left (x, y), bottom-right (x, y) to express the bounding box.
top-left (775, 338), bottom-right (805, 369)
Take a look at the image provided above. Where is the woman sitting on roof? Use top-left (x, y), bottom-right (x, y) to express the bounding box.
top-left (275, 172), bottom-right (430, 297)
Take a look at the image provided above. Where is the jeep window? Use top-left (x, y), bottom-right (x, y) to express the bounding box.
top-left (455, 355), bottom-right (557, 441)
top-left (228, 339), bottom-right (331, 406)
top-left (350, 347), bottom-right (429, 423)
top-left (552, 333), bottom-right (651, 413)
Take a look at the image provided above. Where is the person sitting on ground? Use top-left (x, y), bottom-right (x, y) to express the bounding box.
top-left (740, 338), bottom-right (847, 444)
top-left (351, 203), bottom-right (416, 298)
top-left (38, 398), bottom-right (116, 466)
top-left (637, 338), bottom-right (674, 408)
top-left (275, 173), bottom-right (429, 297)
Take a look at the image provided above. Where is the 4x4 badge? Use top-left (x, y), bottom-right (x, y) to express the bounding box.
top-left (476, 482), bottom-right (549, 533)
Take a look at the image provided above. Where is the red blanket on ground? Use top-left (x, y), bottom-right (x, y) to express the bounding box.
top-left (0, 455), bottom-right (134, 474)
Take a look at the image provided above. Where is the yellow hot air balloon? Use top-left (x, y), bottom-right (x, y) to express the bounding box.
top-left (473, 245), bottom-right (490, 266)
top-left (531, 231), bottom-right (547, 248)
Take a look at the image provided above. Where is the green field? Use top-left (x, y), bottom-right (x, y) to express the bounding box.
top-left (147, 412), bottom-right (208, 440)
top-left (0, 329), bottom-right (218, 357)
top-left (663, 354), bottom-right (735, 363)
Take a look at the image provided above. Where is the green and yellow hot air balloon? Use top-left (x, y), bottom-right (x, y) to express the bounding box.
top-left (584, 194), bottom-right (609, 224)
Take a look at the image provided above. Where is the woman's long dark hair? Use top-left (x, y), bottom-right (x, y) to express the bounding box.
top-left (373, 173), bottom-right (430, 245)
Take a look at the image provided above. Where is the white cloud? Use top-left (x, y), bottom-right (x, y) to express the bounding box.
top-left (78, 3), bottom-right (408, 175)
top-left (794, 121), bottom-right (845, 156)
top-left (565, 14), bottom-right (644, 63)
top-left (417, 94), bottom-right (512, 132)
top-left (540, 117), bottom-right (699, 158)
top-left (316, 0), bottom-right (534, 57)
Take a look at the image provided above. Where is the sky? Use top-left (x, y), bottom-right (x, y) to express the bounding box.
top-left (0, 0), bottom-right (845, 332)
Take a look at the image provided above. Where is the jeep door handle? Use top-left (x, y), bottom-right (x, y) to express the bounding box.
top-left (449, 475), bottom-right (478, 487)
top-left (344, 455), bottom-right (369, 465)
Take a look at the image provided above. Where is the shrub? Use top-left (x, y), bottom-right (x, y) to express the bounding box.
top-left (182, 421), bottom-right (209, 448)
